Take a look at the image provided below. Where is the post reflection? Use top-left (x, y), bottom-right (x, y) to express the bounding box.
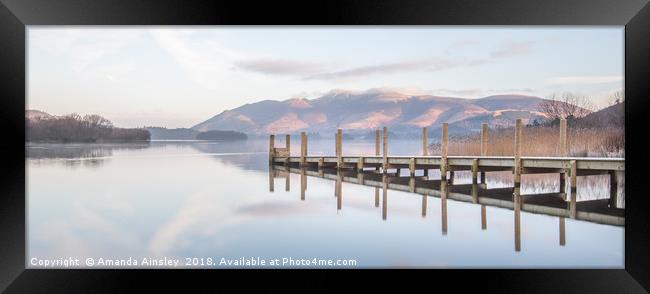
top-left (300, 169), bottom-right (306, 201)
top-left (514, 194), bottom-right (521, 252)
top-left (336, 171), bottom-right (342, 211)
top-left (285, 167), bottom-right (290, 192)
top-left (441, 180), bottom-right (448, 235)
top-left (374, 187), bottom-right (379, 207)
top-left (267, 165), bottom-right (608, 254)
top-left (382, 174), bottom-right (388, 221)
top-left (421, 195), bottom-right (427, 218)
top-left (560, 217), bottom-right (566, 246)
top-left (481, 205), bottom-right (487, 230)
top-left (269, 168), bottom-right (274, 192)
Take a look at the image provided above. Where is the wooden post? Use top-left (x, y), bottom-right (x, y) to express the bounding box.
top-left (300, 132), bottom-right (307, 166)
top-left (569, 160), bottom-right (577, 218)
top-left (481, 205), bottom-right (487, 230)
top-left (480, 123), bottom-right (488, 184)
top-left (357, 170), bottom-right (364, 185)
top-left (336, 129), bottom-right (342, 169)
top-left (357, 156), bottom-right (364, 171)
top-left (559, 119), bottom-right (568, 156)
top-left (422, 127), bottom-right (428, 156)
top-left (560, 170), bottom-right (567, 200)
top-left (513, 119), bottom-right (522, 208)
top-left (285, 134), bottom-right (291, 166)
top-left (471, 183), bottom-right (479, 204)
top-left (609, 170), bottom-right (618, 208)
top-left (514, 123), bottom-right (523, 252)
top-left (472, 158), bottom-right (479, 203)
top-left (382, 126), bottom-right (388, 173)
top-left (472, 159), bottom-right (479, 185)
top-left (441, 123), bottom-right (449, 182)
top-left (559, 119), bottom-right (568, 199)
top-left (560, 217), bottom-right (566, 246)
top-left (421, 195), bottom-right (427, 218)
top-left (409, 157), bottom-right (416, 177)
top-left (269, 134), bottom-right (275, 164)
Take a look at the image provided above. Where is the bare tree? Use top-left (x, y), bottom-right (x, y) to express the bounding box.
top-left (538, 92), bottom-right (593, 121)
top-left (607, 90), bottom-right (624, 106)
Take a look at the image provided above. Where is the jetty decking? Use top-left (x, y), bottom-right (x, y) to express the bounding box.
top-left (268, 119), bottom-right (625, 225)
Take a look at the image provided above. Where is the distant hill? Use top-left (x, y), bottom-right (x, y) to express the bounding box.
top-left (192, 89), bottom-right (556, 137)
top-left (576, 101), bottom-right (624, 128)
top-left (26, 109), bottom-right (54, 121)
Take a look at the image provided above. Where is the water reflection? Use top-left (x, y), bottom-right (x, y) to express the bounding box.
top-left (27, 141), bottom-right (624, 268)
top-left (271, 165), bottom-right (625, 253)
top-left (26, 142), bottom-right (150, 168)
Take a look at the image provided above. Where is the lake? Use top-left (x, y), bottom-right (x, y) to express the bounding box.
top-left (26, 140), bottom-right (624, 268)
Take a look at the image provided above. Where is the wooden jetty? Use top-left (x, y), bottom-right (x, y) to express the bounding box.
top-left (269, 119), bottom-right (625, 226)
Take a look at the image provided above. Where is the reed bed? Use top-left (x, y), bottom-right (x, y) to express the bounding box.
top-left (429, 126), bottom-right (624, 157)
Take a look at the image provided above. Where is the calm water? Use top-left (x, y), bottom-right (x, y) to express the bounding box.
top-left (26, 140), bottom-right (623, 268)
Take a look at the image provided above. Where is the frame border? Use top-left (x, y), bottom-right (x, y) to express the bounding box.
top-left (1, 0), bottom-right (648, 292)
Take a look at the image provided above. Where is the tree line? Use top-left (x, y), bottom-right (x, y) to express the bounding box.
top-left (27, 113), bottom-right (150, 142)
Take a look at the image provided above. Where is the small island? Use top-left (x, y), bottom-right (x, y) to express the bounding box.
top-left (26, 110), bottom-right (150, 142)
top-left (195, 130), bottom-right (248, 141)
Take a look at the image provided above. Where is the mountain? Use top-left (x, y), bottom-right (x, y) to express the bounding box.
top-left (192, 90), bottom-right (552, 137)
top-left (26, 109), bottom-right (54, 121)
top-left (576, 101), bottom-right (624, 128)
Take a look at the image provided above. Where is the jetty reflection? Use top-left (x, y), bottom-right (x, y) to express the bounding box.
top-left (270, 165), bottom-right (622, 252)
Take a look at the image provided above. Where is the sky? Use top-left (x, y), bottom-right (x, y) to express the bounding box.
top-left (28, 27), bottom-right (624, 128)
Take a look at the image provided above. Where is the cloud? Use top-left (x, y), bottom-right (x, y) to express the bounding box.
top-left (30, 28), bottom-right (144, 73)
top-left (234, 59), bottom-right (327, 76)
top-left (430, 88), bottom-right (538, 98)
top-left (451, 39), bottom-right (480, 49)
top-left (490, 41), bottom-right (535, 58)
top-left (149, 29), bottom-right (245, 90)
top-left (545, 75), bottom-right (623, 85)
top-left (304, 58), bottom-right (489, 81)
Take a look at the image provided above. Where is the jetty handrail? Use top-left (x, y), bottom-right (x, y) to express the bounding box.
top-left (269, 119), bottom-right (624, 221)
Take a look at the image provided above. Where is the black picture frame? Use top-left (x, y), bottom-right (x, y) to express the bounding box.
top-left (1, 0), bottom-right (649, 292)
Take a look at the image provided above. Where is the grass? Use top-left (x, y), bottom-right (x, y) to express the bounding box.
top-left (429, 126), bottom-right (624, 157)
